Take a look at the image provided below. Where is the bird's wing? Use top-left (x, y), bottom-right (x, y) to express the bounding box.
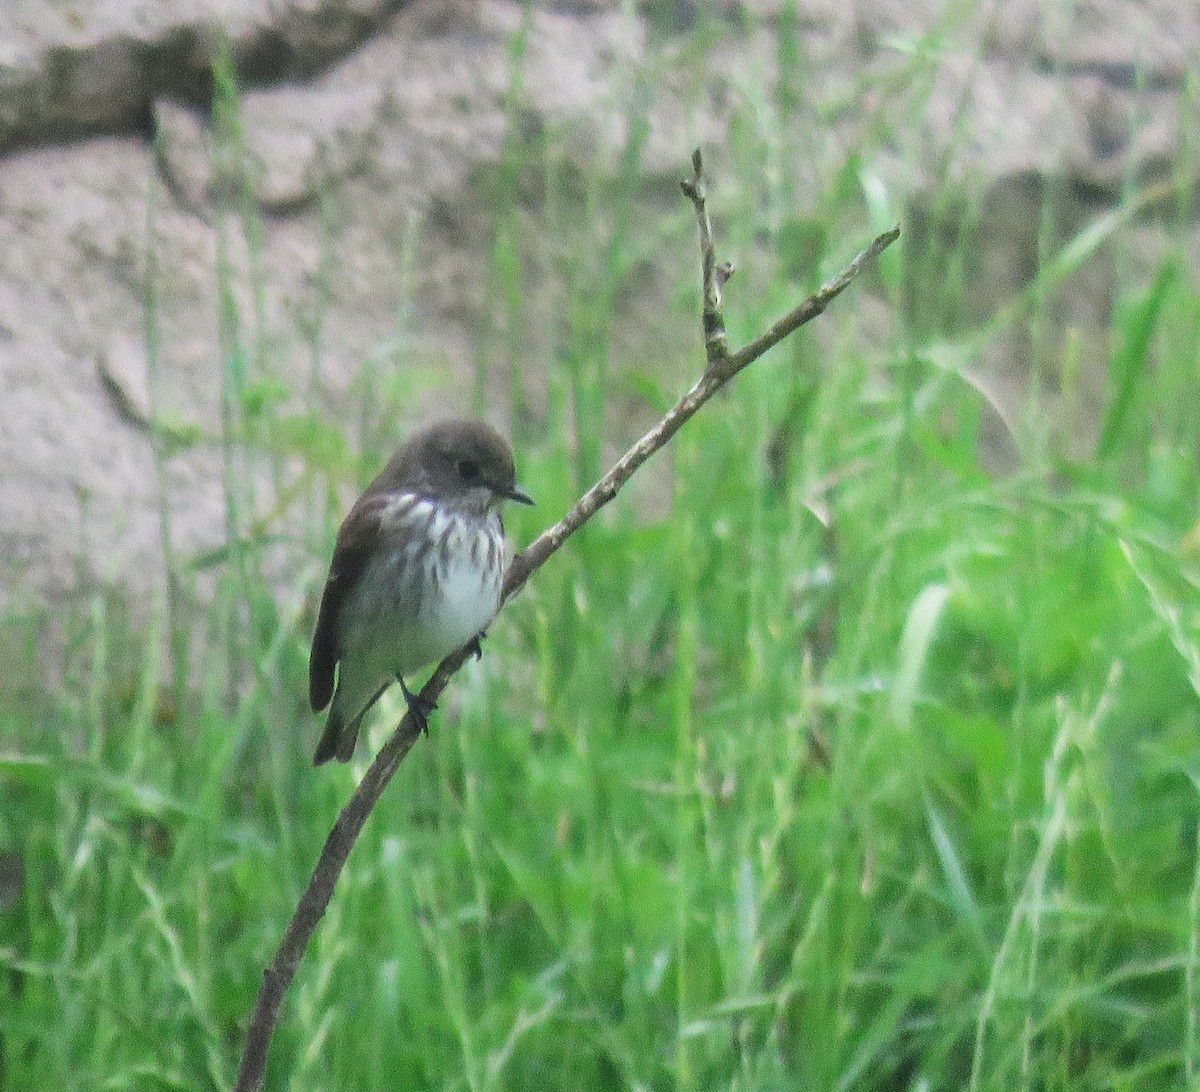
top-left (308, 494), bottom-right (391, 712)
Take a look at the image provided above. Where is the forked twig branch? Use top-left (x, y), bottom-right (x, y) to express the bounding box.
top-left (679, 148), bottom-right (734, 366)
top-left (233, 148), bottom-right (899, 1092)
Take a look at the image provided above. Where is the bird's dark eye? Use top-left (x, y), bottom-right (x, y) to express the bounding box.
top-left (457, 458), bottom-right (481, 482)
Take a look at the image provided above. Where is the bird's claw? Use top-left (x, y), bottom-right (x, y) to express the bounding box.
top-left (399, 677), bottom-right (437, 735)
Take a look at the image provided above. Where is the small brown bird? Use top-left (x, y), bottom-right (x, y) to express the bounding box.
top-left (309, 419), bottom-right (533, 765)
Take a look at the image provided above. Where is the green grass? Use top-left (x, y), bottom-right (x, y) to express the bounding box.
top-left (3, 8), bottom-right (1200, 1091)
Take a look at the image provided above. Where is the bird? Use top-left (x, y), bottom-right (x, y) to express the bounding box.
top-left (309, 419), bottom-right (533, 765)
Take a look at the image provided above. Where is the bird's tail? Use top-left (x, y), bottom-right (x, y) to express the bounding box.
top-left (313, 678), bottom-right (388, 765)
top-left (312, 705), bottom-right (355, 765)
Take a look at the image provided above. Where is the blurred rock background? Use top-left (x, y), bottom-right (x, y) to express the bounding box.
top-left (0, 0), bottom-right (1194, 671)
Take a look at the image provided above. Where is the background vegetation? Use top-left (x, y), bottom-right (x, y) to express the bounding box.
top-left (3, 8), bottom-right (1199, 1091)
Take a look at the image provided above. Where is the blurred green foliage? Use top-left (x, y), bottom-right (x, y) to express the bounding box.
top-left (2, 8), bottom-right (1199, 1092)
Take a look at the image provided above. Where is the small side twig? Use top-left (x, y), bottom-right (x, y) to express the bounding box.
top-left (233, 148), bottom-right (899, 1092)
top-left (679, 148), bottom-right (733, 367)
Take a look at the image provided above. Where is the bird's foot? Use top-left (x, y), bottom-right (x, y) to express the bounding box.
top-left (465, 631), bottom-right (486, 661)
top-left (399, 677), bottom-right (437, 735)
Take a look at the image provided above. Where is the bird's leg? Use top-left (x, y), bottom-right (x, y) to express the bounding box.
top-left (398, 677), bottom-right (437, 735)
top-left (465, 631), bottom-right (486, 661)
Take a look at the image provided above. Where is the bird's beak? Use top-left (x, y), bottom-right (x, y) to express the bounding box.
top-left (506, 483), bottom-right (535, 506)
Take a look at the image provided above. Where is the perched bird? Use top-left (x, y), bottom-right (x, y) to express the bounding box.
top-left (309, 419), bottom-right (533, 765)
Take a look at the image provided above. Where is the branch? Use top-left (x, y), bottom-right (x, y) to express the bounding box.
top-left (679, 148), bottom-right (734, 367)
top-left (233, 149), bottom-right (899, 1092)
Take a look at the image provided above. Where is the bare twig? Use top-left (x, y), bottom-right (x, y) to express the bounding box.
top-left (233, 150), bottom-right (899, 1092)
top-left (723, 226), bottom-right (898, 379)
top-left (679, 148), bottom-right (733, 367)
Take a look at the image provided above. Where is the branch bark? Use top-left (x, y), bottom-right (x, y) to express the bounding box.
top-left (233, 148), bottom-right (899, 1092)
